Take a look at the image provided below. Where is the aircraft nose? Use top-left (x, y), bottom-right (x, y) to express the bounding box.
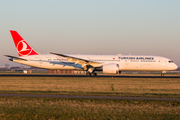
top-left (173, 63), bottom-right (178, 70)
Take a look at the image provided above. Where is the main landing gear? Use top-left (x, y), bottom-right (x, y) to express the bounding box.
top-left (86, 72), bottom-right (97, 76)
top-left (86, 67), bottom-right (97, 76)
top-left (161, 71), bottom-right (166, 77)
top-left (161, 73), bottom-right (165, 76)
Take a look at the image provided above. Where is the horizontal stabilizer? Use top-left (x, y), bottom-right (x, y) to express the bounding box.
top-left (4, 55), bottom-right (28, 61)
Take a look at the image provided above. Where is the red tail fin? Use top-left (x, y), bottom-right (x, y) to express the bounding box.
top-left (10, 30), bottom-right (39, 56)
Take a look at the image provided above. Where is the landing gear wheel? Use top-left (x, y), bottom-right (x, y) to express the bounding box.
top-left (91, 73), bottom-right (97, 76)
top-left (86, 73), bottom-right (91, 76)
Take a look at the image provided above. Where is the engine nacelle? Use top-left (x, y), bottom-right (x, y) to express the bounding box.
top-left (102, 63), bottom-right (119, 74)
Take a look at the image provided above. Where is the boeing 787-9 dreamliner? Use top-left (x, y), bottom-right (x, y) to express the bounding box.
top-left (5, 30), bottom-right (178, 76)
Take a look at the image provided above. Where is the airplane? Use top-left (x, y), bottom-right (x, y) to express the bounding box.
top-left (5, 30), bottom-right (178, 76)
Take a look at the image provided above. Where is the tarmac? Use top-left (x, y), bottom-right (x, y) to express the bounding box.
top-left (0, 74), bottom-right (180, 78)
top-left (0, 94), bottom-right (180, 101)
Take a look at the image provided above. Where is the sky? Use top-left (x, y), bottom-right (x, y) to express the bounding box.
top-left (0, 0), bottom-right (180, 67)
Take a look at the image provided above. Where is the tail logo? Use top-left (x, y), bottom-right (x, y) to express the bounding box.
top-left (17, 40), bottom-right (32, 56)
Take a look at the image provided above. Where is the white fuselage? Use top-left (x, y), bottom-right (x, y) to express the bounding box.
top-left (12, 54), bottom-right (178, 71)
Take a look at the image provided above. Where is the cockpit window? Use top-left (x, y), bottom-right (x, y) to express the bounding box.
top-left (168, 60), bottom-right (173, 63)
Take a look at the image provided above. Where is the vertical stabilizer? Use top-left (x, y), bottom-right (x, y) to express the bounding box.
top-left (10, 30), bottom-right (39, 56)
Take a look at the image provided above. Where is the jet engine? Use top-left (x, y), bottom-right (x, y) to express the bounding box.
top-left (102, 63), bottom-right (119, 74)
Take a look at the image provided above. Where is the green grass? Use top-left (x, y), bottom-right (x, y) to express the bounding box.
top-left (0, 77), bottom-right (180, 98)
top-left (0, 76), bottom-right (180, 119)
top-left (0, 96), bottom-right (180, 120)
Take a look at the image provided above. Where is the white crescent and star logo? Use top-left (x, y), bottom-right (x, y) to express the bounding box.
top-left (17, 40), bottom-right (32, 56)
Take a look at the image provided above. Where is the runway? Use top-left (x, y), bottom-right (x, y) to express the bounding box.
top-left (0, 94), bottom-right (180, 101)
top-left (0, 74), bottom-right (180, 78)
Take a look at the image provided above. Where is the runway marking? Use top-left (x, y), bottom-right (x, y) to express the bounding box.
top-left (0, 94), bottom-right (180, 101)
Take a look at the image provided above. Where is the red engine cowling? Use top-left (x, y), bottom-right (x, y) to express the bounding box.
top-left (102, 64), bottom-right (119, 74)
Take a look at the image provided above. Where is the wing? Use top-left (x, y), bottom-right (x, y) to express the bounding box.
top-left (4, 55), bottom-right (28, 61)
top-left (49, 52), bottom-right (102, 70)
